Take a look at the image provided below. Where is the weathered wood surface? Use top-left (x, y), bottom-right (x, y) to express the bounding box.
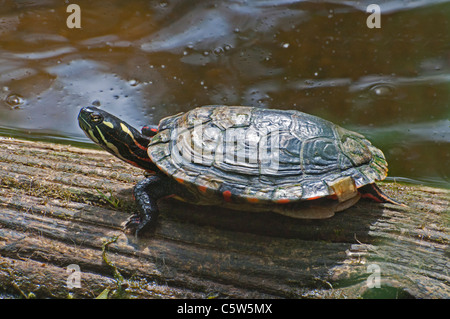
top-left (0, 137), bottom-right (448, 299)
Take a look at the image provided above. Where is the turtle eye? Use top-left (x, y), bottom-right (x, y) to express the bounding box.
top-left (90, 112), bottom-right (103, 123)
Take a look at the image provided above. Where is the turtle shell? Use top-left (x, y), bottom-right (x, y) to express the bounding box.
top-left (147, 106), bottom-right (387, 206)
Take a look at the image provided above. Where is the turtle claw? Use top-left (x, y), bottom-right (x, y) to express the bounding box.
top-left (122, 213), bottom-right (154, 236)
top-left (122, 214), bottom-right (142, 235)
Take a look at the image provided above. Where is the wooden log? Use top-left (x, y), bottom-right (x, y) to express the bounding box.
top-left (0, 136), bottom-right (448, 298)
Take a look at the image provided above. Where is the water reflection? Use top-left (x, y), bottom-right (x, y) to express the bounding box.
top-left (0, 0), bottom-right (448, 188)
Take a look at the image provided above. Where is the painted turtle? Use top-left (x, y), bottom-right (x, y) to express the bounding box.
top-left (78, 105), bottom-right (401, 235)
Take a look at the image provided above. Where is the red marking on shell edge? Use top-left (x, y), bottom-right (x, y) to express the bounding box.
top-left (175, 177), bottom-right (184, 184)
top-left (306, 196), bottom-right (322, 201)
top-left (247, 197), bottom-right (259, 203)
top-left (276, 198), bottom-right (290, 204)
top-left (223, 190), bottom-right (232, 202)
top-left (198, 185), bottom-right (208, 193)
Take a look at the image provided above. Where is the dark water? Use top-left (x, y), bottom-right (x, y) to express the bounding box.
top-left (0, 0), bottom-right (449, 188)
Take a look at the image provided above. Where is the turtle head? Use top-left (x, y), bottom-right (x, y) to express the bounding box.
top-left (78, 106), bottom-right (158, 172)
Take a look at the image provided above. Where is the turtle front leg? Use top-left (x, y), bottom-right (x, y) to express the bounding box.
top-left (123, 174), bottom-right (173, 236)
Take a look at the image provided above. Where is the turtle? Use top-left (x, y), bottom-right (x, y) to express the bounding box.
top-left (78, 105), bottom-right (402, 235)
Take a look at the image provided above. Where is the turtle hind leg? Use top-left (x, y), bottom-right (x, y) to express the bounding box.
top-left (359, 183), bottom-right (407, 207)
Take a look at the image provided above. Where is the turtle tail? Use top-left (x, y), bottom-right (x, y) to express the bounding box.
top-left (359, 183), bottom-right (407, 207)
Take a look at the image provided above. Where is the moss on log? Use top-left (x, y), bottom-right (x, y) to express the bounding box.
top-left (0, 137), bottom-right (448, 298)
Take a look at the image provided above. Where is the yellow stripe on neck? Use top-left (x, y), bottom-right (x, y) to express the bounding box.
top-left (96, 126), bottom-right (126, 161)
top-left (120, 122), bottom-right (135, 139)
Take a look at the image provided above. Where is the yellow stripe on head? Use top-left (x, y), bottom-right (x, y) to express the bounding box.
top-left (103, 121), bottom-right (115, 129)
